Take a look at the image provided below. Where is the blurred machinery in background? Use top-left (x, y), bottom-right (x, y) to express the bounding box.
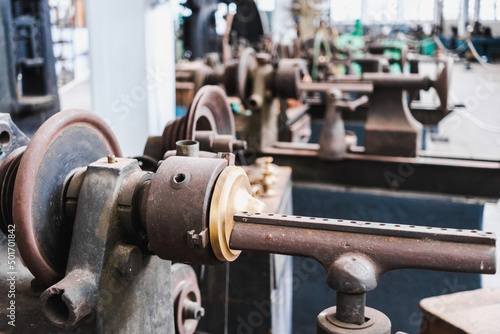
top-left (170, 6), bottom-right (500, 331)
top-left (0, 1), bottom-right (499, 334)
top-left (0, 0), bottom-right (60, 136)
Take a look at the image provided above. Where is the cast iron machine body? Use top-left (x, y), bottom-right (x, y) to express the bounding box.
top-left (253, 57), bottom-right (500, 200)
top-left (0, 110), bottom-right (497, 333)
top-left (274, 58), bottom-right (451, 158)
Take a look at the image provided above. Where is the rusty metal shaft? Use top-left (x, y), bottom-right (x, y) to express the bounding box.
top-left (336, 292), bottom-right (366, 325)
top-left (229, 212), bottom-right (496, 276)
top-left (229, 212), bottom-right (496, 327)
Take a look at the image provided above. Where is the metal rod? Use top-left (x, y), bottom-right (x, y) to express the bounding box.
top-left (299, 82), bottom-right (373, 94)
top-left (336, 293), bottom-right (366, 325)
top-left (176, 140), bottom-right (199, 157)
top-left (229, 212), bottom-right (496, 275)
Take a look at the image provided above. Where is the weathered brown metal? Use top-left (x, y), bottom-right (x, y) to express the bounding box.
top-left (184, 86), bottom-right (235, 142)
top-left (419, 288), bottom-right (500, 334)
top-left (224, 48), bottom-right (258, 107)
top-left (172, 264), bottom-right (204, 334)
top-left (317, 306), bottom-right (391, 334)
top-left (12, 109), bottom-right (122, 286)
top-left (275, 58), bottom-right (309, 99)
top-left (146, 156), bottom-right (228, 265)
top-left (175, 60), bottom-right (218, 96)
top-left (353, 57), bottom-right (390, 73)
top-left (39, 157), bottom-right (174, 332)
top-left (363, 74), bottom-right (425, 157)
top-left (299, 81), bottom-right (374, 94)
top-left (229, 212), bottom-right (496, 332)
top-left (289, 60), bottom-right (451, 158)
top-left (230, 213), bottom-right (495, 274)
top-left (145, 86), bottom-right (244, 161)
top-left (246, 54), bottom-right (280, 150)
top-left (318, 89), bottom-right (346, 160)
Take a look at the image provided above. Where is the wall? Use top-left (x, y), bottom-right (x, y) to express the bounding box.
top-left (86, 0), bottom-right (175, 156)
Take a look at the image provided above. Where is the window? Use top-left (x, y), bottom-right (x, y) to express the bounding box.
top-left (330, 0), bottom-right (362, 22)
top-left (443, 0), bottom-right (461, 20)
top-left (479, 0), bottom-right (500, 20)
top-left (331, 0), bottom-right (435, 23)
top-left (402, 0), bottom-right (435, 21)
top-left (365, 0), bottom-right (399, 23)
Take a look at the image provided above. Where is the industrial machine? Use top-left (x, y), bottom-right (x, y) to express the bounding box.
top-left (169, 45), bottom-right (499, 333)
top-left (144, 85), bottom-right (246, 163)
top-left (0, 0), bottom-right (60, 136)
top-left (0, 109), bottom-right (496, 333)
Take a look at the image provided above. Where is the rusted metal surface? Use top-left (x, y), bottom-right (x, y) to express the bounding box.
top-left (145, 86), bottom-right (244, 161)
top-left (229, 165), bottom-right (293, 334)
top-left (317, 306), bottom-right (391, 334)
top-left (0, 113), bottom-right (29, 233)
top-left (176, 140), bottom-right (200, 157)
top-left (146, 156), bottom-right (228, 265)
top-left (291, 61), bottom-right (451, 158)
top-left (275, 59), bottom-right (309, 99)
top-left (353, 57), bottom-right (390, 73)
top-left (363, 76), bottom-right (424, 157)
top-left (299, 81), bottom-right (374, 94)
top-left (318, 89), bottom-right (346, 160)
top-left (230, 213), bottom-right (496, 274)
top-left (172, 264), bottom-right (204, 334)
top-left (185, 86), bottom-right (235, 143)
top-left (229, 212), bottom-right (495, 332)
top-left (38, 158), bottom-right (142, 327)
top-left (38, 157), bottom-right (174, 332)
top-left (11, 109), bottom-right (122, 286)
top-left (278, 103), bottom-right (311, 143)
top-left (224, 48), bottom-right (258, 107)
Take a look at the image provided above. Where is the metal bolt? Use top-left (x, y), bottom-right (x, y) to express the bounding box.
top-left (218, 152), bottom-right (235, 166)
top-left (183, 300), bottom-right (205, 320)
top-left (176, 140), bottom-right (200, 157)
top-left (187, 229), bottom-right (208, 248)
top-left (107, 154), bottom-right (116, 163)
top-left (112, 244), bottom-right (142, 279)
top-left (232, 139), bottom-right (247, 151)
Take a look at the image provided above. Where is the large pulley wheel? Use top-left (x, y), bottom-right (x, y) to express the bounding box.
top-left (162, 86), bottom-right (235, 152)
top-left (185, 85), bottom-right (235, 140)
top-left (224, 48), bottom-right (258, 107)
top-left (236, 48), bottom-right (258, 105)
top-left (13, 109), bottom-right (122, 285)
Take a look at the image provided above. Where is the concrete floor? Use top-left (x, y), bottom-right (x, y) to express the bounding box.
top-left (423, 61), bottom-right (500, 160)
top-left (419, 62), bottom-right (500, 290)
